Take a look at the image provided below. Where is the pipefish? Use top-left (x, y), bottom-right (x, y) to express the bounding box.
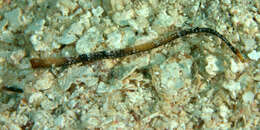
top-left (30, 27), bottom-right (244, 68)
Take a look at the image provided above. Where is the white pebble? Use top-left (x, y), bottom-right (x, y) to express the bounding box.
top-left (205, 55), bottom-right (219, 76)
top-left (169, 120), bottom-right (178, 129)
top-left (112, 9), bottom-right (135, 26)
top-left (40, 99), bottom-right (57, 110)
top-left (92, 6), bottom-right (104, 17)
top-left (106, 31), bottom-right (123, 49)
top-left (243, 38), bottom-right (256, 51)
top-left (136, 5), bottom-right (152, 17)
top-left (223, 80), bottom-right (241, 98)
top-left (96, 82), bottom-right (109, 94)
top-left (110, 0), bottom-right (124, 11)
top-left (230, 59), bottom-right (245, 73)
top-left (248, 50), bottom-right (260, 61)
top-left (157, 58), bottom-right (192, 96)
top-left (68, 22), bottom-right (84, 36)
top-left (219, 105), bottom-right (230, 118)
top-left (128, 17), bottom-right (149, 33)
top-left (223, 80), bottom-right (241, 92)
top-left (56, 0), bottom-right (78, 16)
top-left (55, 115), bottom-right (66, 128)
top-left (34, 71), bottom-right (55, 90)
top-left (231, 16), bottom-right (240, 26)
top-left (30, 33), bottom-right (49, 51)
top-left (58, 34), bottom-right (77, 45)
top-left (201, 107), bottom-right (214, 121)
top-left (242, 91), bottom-right (255, 103)
top-left (29, 92), bottom-right (44, 104)
top-left (122, 29), bottom-right (136, 45)
top-left (153, 10), bottom-right (175, 27)
top-left (75, 27), bottom-right (103, 54)
top-left (79, 13), bottom-right (92, 29)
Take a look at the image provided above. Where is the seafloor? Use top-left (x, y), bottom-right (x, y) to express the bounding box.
top-left (0, 0), bottom-right (259, 129)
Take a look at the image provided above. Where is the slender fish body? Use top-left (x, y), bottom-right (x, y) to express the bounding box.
top-left (30, 27), bottom-right (244, 68)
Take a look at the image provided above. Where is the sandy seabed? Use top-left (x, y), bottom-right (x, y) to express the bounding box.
top-left (0, 0), bottom-right (259, 129)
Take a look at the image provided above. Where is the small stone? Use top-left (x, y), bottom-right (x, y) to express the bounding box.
top-left (34, 71), bottom-right (55, 90)
top-left (28, 92), bottom-right (44, 105)
top-left (248, 50), bottom-right (260, 61)
top-left (150, 53), bottom-right (166, 65)
top-left (121, 29), bottom-right (136, 45)
top-left (79, 12), bottom-right (92, 29)
top-left (231, 16), bottom-right (240, 26)
top-left (56, 0), bottom-right (78, 16)
top-left (25, 19), bottom-right (46, 34)
top-left (52, 41), bottom-right (61, 49)
top-left (30, 32), bottom-right (49, 51)
top-left (96, 81), bottom-right (117, 94)
top-left (128, 17), bottom-right (149, 33)
top-left (32, 110), bottom-right (53, 127)
top-left (110, 0), bottom-right (125, 11)
top-left (136, 5), bottom-right (152, 17)
top-left (68, 99), bottom-right (79, 109)
top-left (243, 38), bottom-right (256, 51)
top-left (230, 59), bottom-right (245, 73)
top-left (190, 1), bottom-right (200, 13)
top-left (112, 9), bottom-right (135, 26)
top-left (219, 105), bottom-right (230, 118)
top-left (153, 10), bottom-right (175, 27)
top-left (205, 55), bottom-right (219, 76)
top-left (75, 27), bottom-right (104, 54)
top-left (75, 35), bottom-right (96, 54)
top-left (58, 33), bottom-right (77, 45)
top-left (229, 6), bottom-right (240, 15)
top-left (10, 49), bottom-right (26, 64)
top-left (242, 16), bottom-right (258, 34)
top-left (68, 22), bottom-right (85, 36)
top-left (242, 91), bottom-right (255, 103)
top-left (223, 80), bottom-right (241, 98)
top-left (106, 31), bottom-right (123, 49)
top-left (155, 58), bottom-right (192, 96)
top-left (40, 99), bottom-right (57, 110)
top-left (0, 30), bottom-right (15, 43)
top-left (201, 107), bottom-right (214, 121)
top-left (92, 6), bottom-right (104, 17)
top-left (4, 8), bottom-right (23, 31)
top-left (59, 65), bottom-right (98, 91)
top-left (169, 120), bottom-right (178, 129)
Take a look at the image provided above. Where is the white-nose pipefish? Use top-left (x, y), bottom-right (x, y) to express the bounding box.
top-left (30, 27), bottom-right (244, 68)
